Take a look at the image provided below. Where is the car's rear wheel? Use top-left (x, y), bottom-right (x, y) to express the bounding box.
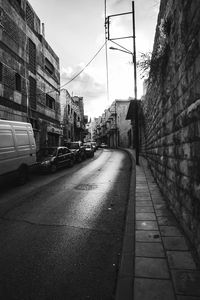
top-left (17, 165), bottom-right (29, 185)
top-left (69, 159), bottom-right (74, 167)
top-left (50, 163), bottom-right (57, 173)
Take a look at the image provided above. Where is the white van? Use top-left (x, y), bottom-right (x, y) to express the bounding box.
top-left (0, 120), bottom-right (36, 184)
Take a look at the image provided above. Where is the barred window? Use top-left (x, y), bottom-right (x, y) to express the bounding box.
top-left (46, 94), bottom-right (55, 110)
top-left (15, 73), bottom-right (21, 92)
top-left (28, 39), bottom-right (36, 74)
top-left (45, 58), bottom-right (54, 76)
top-left (26, 3), bottom-right (34, 29)
top-left (0, 62), bottom-right (2, 82)
top-left (29, 76), bottom-right (36, 109)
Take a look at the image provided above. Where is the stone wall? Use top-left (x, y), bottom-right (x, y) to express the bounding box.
top-left (142, 0), bottom-right (200, 258)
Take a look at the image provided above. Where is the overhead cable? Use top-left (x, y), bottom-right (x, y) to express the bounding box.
top-left (60, 41), bottom-right (107, 90)
top-left (37, 41), bottom-right (107, 96)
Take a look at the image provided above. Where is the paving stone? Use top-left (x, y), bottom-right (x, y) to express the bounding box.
top-left (136, 212), bottom-right (156, 221)
top-left (136, 230), bottom-right (161, 242)
top-left (155, 209), bottom-right (173, 217)
top-left (136, 220), bottom-right (158, 230)
top-left (135, 257), bottom-right (169, 279)
top-left (157, 216), bottom-right (178, 226)
top-left (160, 226), bottom-right (183, 237)
top-left (136, 201), bottom-right (153, 207)
top-left (167, 251), bottom-right (197, 269)
top-left (136, 207), bottom-right (155, 213)
top-left (136, 196), bottom-right (152, 201)
top-left (136, 242), bottom-right (165, 257)
top-left (134, 278), bottom-right (175, 300)
top-left (163, 237), bottom-right (189, 250)
top-left (151, 195), bottom-right (163, 200)
top-left (172, 270), bottom-right (200, 296)
top-left (154, 203), bottom-right (167, 209)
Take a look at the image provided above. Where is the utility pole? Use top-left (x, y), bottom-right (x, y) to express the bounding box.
top-left (132, 1), bottom-right (139, 165)
top-left (105, 1), bottom-right (139, 164)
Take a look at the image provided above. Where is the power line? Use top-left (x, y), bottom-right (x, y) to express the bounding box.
top-left (60, 41), bottom-right (107, 89)
top-left (39, 41), bottom-right (107, 96)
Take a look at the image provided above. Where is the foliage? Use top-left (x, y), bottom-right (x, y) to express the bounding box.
top-left (137, 17), bottom-right (171, 83)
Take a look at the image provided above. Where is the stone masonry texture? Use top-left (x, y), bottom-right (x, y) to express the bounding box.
top-left (141, 0), bottom-right (200, 259)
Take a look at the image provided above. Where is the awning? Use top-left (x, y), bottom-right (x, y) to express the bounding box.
top-left (126, 100), bottom-right (138, 120)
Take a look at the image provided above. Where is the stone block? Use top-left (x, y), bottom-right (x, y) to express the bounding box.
top-left (172, 270), bottom-right (200, 296)
top-left (163, 236), bottom-right (189, 250)
top-left (136, 242), bottom-right (165, 257)
top-left (134, 278), bottom-right (175, 300)
top-left (136, 212), bottom-right (156, 221)
top-left (167, 251), bottom-right (196, 269)
top-left (136, 230), bottom-right (161, 243)
top-left (135, 257), bottom-right (170, 279)
top-left (160, 226), bottom-right (183, 237)
top-left (136, 220), bottom-right (158, 231)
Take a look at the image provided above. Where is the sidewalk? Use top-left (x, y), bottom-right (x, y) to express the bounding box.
top-left (115, 149), bottom-right (200, 300)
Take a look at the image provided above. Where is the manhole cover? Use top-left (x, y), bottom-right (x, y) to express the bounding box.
top-left (75, 184), bottom-right (98, 190)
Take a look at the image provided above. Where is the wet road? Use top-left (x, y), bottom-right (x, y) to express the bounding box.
top-left (0, 149), bottom-right (131, 300)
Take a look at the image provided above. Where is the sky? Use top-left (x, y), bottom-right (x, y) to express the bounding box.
top-left (29, 0), bottom-right (160, 119)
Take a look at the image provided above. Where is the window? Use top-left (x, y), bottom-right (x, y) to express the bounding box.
top-left (28, 39), bottom-right (36, 74)
top-left (15, 73), bottom-right (21, 92)
top-left (45, 58), bottom-right (54, 76)
top-left (0, 62), bottom-right (2, 82)
top-left (26, 3), bottom-right (34, 29)
top-left (58, 148), bottom-right (63, 156)
top-left (29, 76), bottom-right (36, 109)
top-left (46, 94), bottom-right (55, 110)
top-left (68, 104), bottom-right (70, 114)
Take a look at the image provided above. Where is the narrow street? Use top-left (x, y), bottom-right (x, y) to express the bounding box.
top-left (0, 149), bottom-right (131, 300)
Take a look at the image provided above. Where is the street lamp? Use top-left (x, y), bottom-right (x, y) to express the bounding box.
top-left (109, 46), bottom-right (133, 55)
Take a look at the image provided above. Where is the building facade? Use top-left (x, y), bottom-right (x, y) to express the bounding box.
top-left (0, 0), bottom-right (61, 150)
top-left (60, 89), bottom-right (86, 143)
top-left (93, 100), bottom-right (131, 148)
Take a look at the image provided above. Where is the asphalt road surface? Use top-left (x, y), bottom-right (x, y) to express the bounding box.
top-left (0, 149), bottom-right (131, 300)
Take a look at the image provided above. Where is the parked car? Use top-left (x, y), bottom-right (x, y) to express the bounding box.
top-left (37, 146), bottom-right (75, 173)
top-left (67, 142), bottom-right (86, 162)
top-left (0, 120), bottom-right (36, 185)
top-left (83, 142), bottom-right (94, 158)
top-left (91, 141), bottom-right (98, 151)
top-left (99, 143), bottom-right (108, 149)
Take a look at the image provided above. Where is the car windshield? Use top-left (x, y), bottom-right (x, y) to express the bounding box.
top-left (84, 143), bottom-right (91, 148)
top-left (37, 148), bottom-right (57, 158)
top-left (68, 143), bottom-right (79, 149)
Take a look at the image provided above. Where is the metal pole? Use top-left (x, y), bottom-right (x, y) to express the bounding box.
top-left (132, 1), bottom-right (139, 165)
top-left (104, 0), bottom-right (110, 105)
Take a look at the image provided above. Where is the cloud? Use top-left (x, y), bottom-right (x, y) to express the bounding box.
top-left (60, 65), bottom-right (107, 118)
top-left (61, 65), bottom-right (106, 99)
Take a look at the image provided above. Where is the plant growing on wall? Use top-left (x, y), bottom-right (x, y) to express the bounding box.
top-left (137, 16), bottom-right (171, 84)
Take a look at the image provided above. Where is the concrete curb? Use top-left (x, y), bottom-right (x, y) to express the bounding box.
top-left (115, 148), bottom-right (136, 300)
